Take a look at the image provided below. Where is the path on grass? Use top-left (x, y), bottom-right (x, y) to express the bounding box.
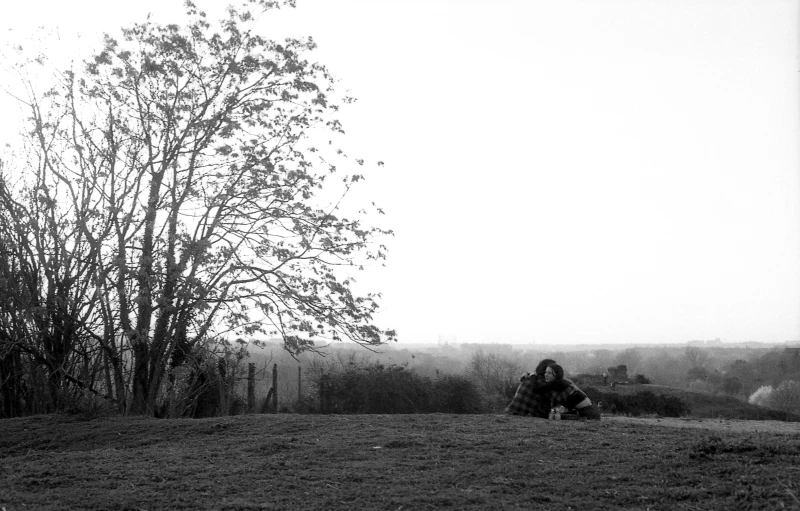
top-left (603, 415), bottom-right (800, 434)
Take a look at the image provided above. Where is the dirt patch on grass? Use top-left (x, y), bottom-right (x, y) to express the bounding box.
top-left (604, 415), bottom-right (800, 434)
top-left (1, 413), bottom-right (799, 510)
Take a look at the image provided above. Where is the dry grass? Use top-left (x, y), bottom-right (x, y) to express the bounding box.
top-left (1, 413), bottom-right (799, 510)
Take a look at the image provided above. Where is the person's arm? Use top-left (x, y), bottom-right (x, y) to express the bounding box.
top-left (529, 379), bottom-right (570, 394)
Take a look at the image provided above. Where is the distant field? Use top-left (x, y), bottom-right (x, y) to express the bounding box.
top-left (1, 413), bottom-right (799, 510)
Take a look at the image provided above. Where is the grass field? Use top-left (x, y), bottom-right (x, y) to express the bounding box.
top-left (1, 413), bottom-right (799, 510)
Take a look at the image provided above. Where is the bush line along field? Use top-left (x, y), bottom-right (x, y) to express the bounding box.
top-left (1, 413), bottom-right (799, 510)
top-left (589, 383), bottom-right (798, 421)
top-left (134, 342), bottom-right (797, 421)
top-left (4, 336), bottom-right (799, 421)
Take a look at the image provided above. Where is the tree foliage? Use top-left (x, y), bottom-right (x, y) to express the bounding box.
top-left (0, 0), bottom-right (394, 416)
top-left (720, 375), bottom-right (742, 396)
top-left (687, 366), bottom-right (709, 382)
top-left (614, 348), bottom-right (642, 376)
top-left (748, 385), bottom-right (773, 407)
top-left (769, 380), bottom-right (800, 421)
top-left (684, 347), bottom-right (711, 370)
top-left (607, 364), bottom-right (628, 382)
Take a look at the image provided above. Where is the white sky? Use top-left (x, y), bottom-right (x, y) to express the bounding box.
top-left (1, 0), bottom-right (799, 346)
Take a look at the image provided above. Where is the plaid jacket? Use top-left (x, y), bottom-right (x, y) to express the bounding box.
top-left (505, 376), bottom-right (550, 418)
top-left (539, 378), bottom-right (591, 410)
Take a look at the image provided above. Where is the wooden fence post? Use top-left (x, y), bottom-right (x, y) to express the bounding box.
top-left (272, 363), bottom-right (278, 413)
top-left (247, 363), bottom-right (255, 412)
top-left (320, 373), bottom-right (327, 413)
top-left (227, 363), bottom-right (235, 415)
top-left (297, 366), bottom-right (302, 406)
top-left (218, 357), bottom-right (229, 417)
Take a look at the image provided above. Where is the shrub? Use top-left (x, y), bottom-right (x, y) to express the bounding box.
top-left (430, 374), bottom-right (483, 414)
top-left (607, 364), bottom-right (629, 381)
top-left (749, 385), bottom-right (773, 407)
top-left (659, 394), bottom-right (691, 417)
top-left (61, 393), bottom-right (117, 421)
top-left (178, 362), bottom-right (224, 418)
top-left (588, 387), bottom-right (689, 417)
top-left (468, 351), bottom-right (523, 410)
top-left (769, 380), bottom-right (800, 421)
top-left (601, 392), bottom-right (628, 415)
top-left (156, 352), bottom-right (243, 418)
top-left (720, 375), bottom-right (743, 396)
top-left (295, 394), bottom-right (320, 414)
top-left (687, 366), bottom-right (709, 381)
top-left (634, 374), bottom-right (651, 384)
top-left (468, 351), bottom-right (522, 391)
top-left (313, 362), bottom-right (488, 414)
top-left (317, 363), bottom-right (431, 414)
top-left (572, 374), bottom-right (605, 387)
top-left (583, 386), bottom-right (604, 405)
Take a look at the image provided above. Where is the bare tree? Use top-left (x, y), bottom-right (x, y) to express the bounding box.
top-left (769, 380), bottom-right (800, 421)
top-left (2, 0), bottom-right (394, 416)
top-left (468, 350), bottom-right (523, 397)
top-left (684, 347), bottom-right (711, 370)
top-left (0, 141), bottom-right (115, 413)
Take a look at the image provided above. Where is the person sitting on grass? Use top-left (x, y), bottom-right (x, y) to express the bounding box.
top-left (505, 358), bottom-right (556, 418)
top-left (535, 363), bottom-right (601, 421)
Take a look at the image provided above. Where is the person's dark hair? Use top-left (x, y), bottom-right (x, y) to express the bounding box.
top-left (547, 363), bottom-right (564, 380)
top-left (534, 359), bottom-right (556, 376)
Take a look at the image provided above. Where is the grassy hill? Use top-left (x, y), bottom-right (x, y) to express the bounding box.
top-left (585, 382), bottom-right (798, 421)
top-left (1, 413), bottom-right (799, 510)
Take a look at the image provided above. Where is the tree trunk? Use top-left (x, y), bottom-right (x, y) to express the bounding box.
top-left (129, 168), bottom-right (166, 415)
top-left (272, 364), bottom-right (278, 413)
top-left (130, 340), bottom-right (150, 415)
top-left (0, 348), bottom-right (24, 418)
top-left (218, 358), bottom-right (229, 417)
top-left (247, 363), bottom-right (255, 412)
top-left (103, 350), bottom-right (114, 402)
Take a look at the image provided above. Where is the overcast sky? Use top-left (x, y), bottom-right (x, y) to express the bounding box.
top-left (1, 0), bottom-right (799, 346)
